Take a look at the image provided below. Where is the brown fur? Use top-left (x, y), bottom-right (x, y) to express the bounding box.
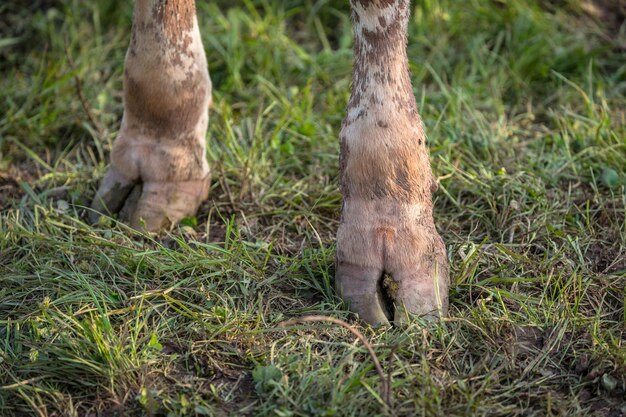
top-left (124, 69), bottom-right (208, 141)
top-left (155, 0), bottom-right (195, 40)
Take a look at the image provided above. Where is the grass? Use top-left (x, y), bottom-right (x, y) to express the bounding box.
top-left (1, 0), bottom-right (625, 415)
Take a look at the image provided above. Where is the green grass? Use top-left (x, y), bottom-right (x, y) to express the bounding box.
top-left (1, 0), bottom-right (625, 415)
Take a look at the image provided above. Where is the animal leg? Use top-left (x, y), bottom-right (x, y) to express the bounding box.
top-left (336, 0), bottom-right (449, 324)
top-left (90, 0), bottom-right (211, 231)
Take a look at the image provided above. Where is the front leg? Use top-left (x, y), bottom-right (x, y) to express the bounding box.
top-left (90, 0), bottom-right (211, 231)
top-left (336, 0), bottom-right (449, 325)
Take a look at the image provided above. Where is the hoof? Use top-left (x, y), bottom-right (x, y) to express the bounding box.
top-left (90, 166), bottom-right (210, 232)
top-left (335, 199), bottom-right (449, 325)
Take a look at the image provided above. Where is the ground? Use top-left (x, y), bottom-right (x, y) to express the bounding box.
top-left (0, 0), bottom-right (625, 416)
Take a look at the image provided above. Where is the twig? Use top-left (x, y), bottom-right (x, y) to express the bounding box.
top-left (386, 344), bottom-right (398, 406)
top-left (1, 375), bottom-right (47, 390)
top-left (64, 33), bottom-right (105, 137)
top-left (279, 315), bottom-right (391, 409)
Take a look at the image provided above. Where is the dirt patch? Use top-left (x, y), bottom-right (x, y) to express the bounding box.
top-left (539, 0), bottom-right (626, 45)
top-left (586, 240), bottom-right (626, 274)
top-left (0, 174), bottom-right (22, 211)
top-left (0, 159), bottom-right (43, 211)
top-left (512, 325), bottom-right (544, 355)
top-left (580, 0), bottom-right (626, 32)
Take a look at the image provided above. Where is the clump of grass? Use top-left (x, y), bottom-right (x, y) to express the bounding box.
top-left (1, 0), bottom-right (625, 416)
